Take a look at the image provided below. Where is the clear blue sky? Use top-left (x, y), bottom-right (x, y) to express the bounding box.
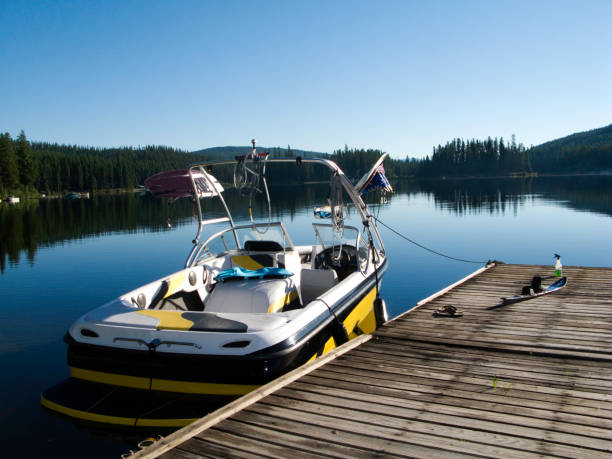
top-left (1, 0), bottom-right (610, 158)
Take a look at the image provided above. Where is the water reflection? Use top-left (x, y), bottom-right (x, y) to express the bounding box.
top-left (394, 175), bottom-right (612, 217)
top-left (0, 194), bottom-right (180, 272)
top-left (2, 175), bottom-right (610, 272)
top-left (0, 186), bottom-right (334, 272)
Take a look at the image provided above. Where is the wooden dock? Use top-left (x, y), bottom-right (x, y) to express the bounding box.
top-left (132, 263), bottom-right (612, 458)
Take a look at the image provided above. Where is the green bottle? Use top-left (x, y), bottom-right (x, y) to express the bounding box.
top-left (554, 254), bottom-right (562, 277)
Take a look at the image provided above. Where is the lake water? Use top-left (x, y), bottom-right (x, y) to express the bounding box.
top-left (1, 176), bottom-right (611, 457)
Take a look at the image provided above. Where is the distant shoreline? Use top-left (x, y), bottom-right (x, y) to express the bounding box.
top-left (398, 171), bottom-right (612, 181)
top-left (4, 172), bottom-right (610, 202)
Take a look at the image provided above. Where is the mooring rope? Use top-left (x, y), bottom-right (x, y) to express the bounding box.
top-left (372, 216), bottom-right (490, 265)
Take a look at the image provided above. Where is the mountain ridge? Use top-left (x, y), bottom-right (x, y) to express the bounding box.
top-left (191, 145), bottom-right (329, 159)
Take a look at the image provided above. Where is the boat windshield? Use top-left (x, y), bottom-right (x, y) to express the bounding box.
top-left (190, 222), bottom-right (293, 266)
top-left (313, 223), bottom-right (369, 262)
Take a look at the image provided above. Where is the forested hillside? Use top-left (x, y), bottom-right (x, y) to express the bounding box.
top-left (1, 124), bottom-right (610, 197)
top-left (330, 147), bottom-right (420, 181)
top-left (193, 145), bottom-right (324, 159)
top-left (418, 125), bottom-right (612, 177)
top-left (529, 124), bottom-right (612, 173)
top-left (0, 132), bottom-right (207, 196)
top-left (419, 135), bottom-right (531, 177)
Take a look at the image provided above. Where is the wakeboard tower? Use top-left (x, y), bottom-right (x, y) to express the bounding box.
top-left (41, 140), bottom-right (392, 427)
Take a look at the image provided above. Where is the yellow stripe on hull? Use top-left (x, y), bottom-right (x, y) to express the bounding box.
top-left (41, 395), bottom-right (135, 426)
top-left (310, 286), bottom-right (378, 360)
top-left (345, 287), bottom-right (378, 338)
top-left (322, 337), bottom-right (336, 354)
top-left (71, 367), bottom-right (150, 390)
top-left (70, 366), bottom-right (259, 395)
top-left (40, 395), bottom-right (198, 428)
top-left (151, 378), bottom-right (258, 395)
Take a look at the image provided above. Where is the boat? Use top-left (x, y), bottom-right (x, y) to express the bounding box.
top-left (41, 141), bottom-right (391, 426)
top-left (498, 276), bottom-right (567, 306)
top-left (64, 192), bottom-right (80, 200)
top-left (65, 191), bottom-right (90, 200)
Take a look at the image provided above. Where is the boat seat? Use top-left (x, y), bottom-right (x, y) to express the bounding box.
top-left (205, 277), bottom-right (299, 314)
top-left (300, 269), bottom-right (338, 305)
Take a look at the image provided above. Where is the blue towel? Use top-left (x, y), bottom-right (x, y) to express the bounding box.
top-left (215, 267), bottom-right (293, 282)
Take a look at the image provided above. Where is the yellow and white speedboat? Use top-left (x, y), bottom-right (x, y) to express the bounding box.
top-left (42, 144), bottom-right (391, 427)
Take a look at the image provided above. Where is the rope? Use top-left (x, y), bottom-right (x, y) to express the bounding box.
top-left (372, 216), bottom-right (490, 265)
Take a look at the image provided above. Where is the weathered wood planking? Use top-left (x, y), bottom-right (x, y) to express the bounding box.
top-left (133, 264), bottom-right (612, 458)
top-left (379, 265), bottom-right (612, 361)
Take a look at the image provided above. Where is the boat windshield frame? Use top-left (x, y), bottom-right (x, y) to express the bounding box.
top-left (186, 221), bottom-right (294, 267)
top-left (181, 157), bottom-right (385, 269)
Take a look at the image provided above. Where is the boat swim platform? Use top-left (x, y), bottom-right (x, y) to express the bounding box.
top-left (131, 263), bottom-right (612, 458)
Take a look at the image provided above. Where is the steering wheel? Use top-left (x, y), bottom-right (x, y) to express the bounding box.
top-left (315, 246), bottom-right (353, 271)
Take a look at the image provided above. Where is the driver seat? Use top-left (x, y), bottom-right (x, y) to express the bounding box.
top-left (300, 268), bottom-right (338, 305)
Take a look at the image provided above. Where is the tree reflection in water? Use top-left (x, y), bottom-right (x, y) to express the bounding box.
top-left (1, 175), bottom-right (611, 272)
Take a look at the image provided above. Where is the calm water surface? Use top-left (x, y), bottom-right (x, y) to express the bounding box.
top-left (1, 176), bottom-right (611, 457)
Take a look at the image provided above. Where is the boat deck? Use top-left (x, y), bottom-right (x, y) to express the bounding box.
top-left (132, 263), bottom-right (612, 458)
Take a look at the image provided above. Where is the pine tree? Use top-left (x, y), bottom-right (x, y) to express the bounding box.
top-left (16, 131), bottom-right (36, 189)
top-left (0, 133), bottom-right (20, 192)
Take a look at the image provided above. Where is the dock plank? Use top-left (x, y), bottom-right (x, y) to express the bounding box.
top-left (310, 365), bottom-right (612, 411)
top-left (258, 390), bottom-right (607, 458)
top-left (291, 376), bottom-right (612, 426)
top-left (263, 382), bottom-right (612, 446)
top-left (233, 407), bottom-right (541, 459)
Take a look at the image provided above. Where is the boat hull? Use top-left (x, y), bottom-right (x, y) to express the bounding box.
top-left (42, 271), bottom-right (386, 426)
top-left (65, 281), bottom-right (381, 391)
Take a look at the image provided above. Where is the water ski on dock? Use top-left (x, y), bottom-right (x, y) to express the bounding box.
top-left (497, 275), bottom-right (567, 307)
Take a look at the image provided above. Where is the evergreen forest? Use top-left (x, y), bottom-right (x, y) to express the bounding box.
top-left (1, 124), bottom-right (611, 197)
